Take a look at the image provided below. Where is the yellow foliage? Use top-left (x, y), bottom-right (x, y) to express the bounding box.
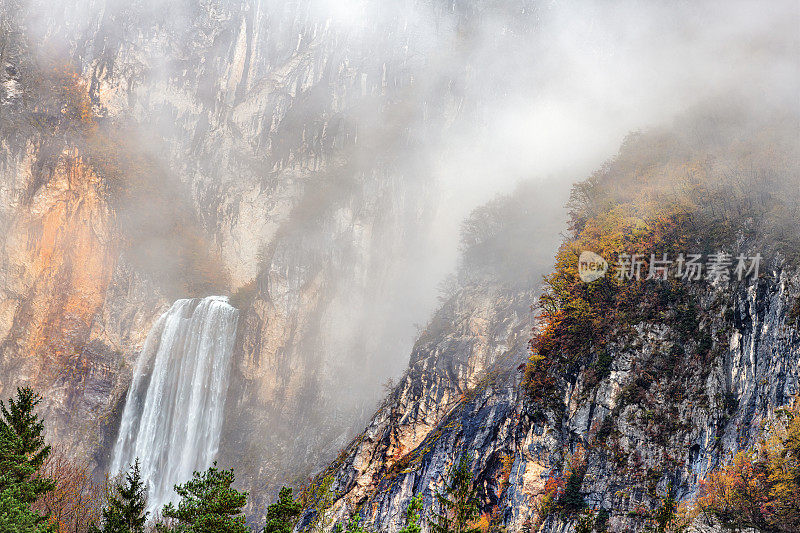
top-left (525, 109), bottom-right (800, 402)
top-left (697, 399), bottom-right (800, 532)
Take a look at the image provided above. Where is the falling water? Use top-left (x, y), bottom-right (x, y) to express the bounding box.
top-left (110, 296), bottom-right (239, 514)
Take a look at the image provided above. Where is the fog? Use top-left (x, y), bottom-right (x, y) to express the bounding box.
top-left (5, 0), bottom-right (799, 499)
top-left (361, 0), bottom-right (800, 384)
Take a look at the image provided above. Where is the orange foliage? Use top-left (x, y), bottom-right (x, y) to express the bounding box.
top-left (525, 113), bottom-right (800, 404)
top-left (33, 445), bottom-right (106, 532)
top-left (50, 65), bottom-right (95, 127)
top-left (23, 61), bottom-right (97, 137)
top-left (698, 451), bottom-right (770, 528)
top-left (698, 401), bottom-right (800, 532)
top-left (533, 446), bottom-right (586, 527)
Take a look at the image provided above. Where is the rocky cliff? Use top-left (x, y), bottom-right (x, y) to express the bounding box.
top-left (306, 110), bottom-right (800, 532)
top-left (2, 1), bottom-right (798, 531)
top-left (0, 0), bottom-right (531, 512)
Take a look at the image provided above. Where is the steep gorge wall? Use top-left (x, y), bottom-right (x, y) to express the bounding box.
top-left (299, 183), bottom-right (566, 530)
top-left (0, 0), bottom-right (500, 507)
top-left (0, 148), bottom-right (123, 459)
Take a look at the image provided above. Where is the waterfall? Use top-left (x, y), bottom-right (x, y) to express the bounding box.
top-left (110, 296), bottom-right (239, 514)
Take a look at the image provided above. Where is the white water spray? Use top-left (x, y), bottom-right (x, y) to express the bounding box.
top-left (110, 296), bottom-right (239, 514)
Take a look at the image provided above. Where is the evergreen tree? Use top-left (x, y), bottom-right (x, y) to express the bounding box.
top-left (398, 494), bottom-right (422, 533)
top-left (157, 462), bottom-right (248, 533)
top-left (594, 508), bottom-right (610, 532)
top-left (91, 459), bottom-right (149, 533)
top-left (0, 387), bottom-right (54, 532)
top-left (263, 486), bottom-right (302, 533)
top-left (0, 387), bottom-right (53, 498)
top-left (556, 466), bottom-right (585, 515)
top-left (429, 455), bottom-right (480, 533)
top-left (651, 482), bottom-right (677, 533)
top-left (334, 514), bottom-right (372, 533)
top-left (0, 482), bottom-right (55, 533)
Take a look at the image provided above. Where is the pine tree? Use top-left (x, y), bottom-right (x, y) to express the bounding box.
top-left (92, 459), bottom-right (149, 533)
top-left (0, 482), bottom-right (55, 533)
top-left (429, 455), bottom-right (480, 533)
top-left (594, 508), bottom-right (610, 532)
top-left (643, 482), bottom-right (693, 533)
top-left (0, 387), bottom-right (53, 498)
top-left (398, 494), bottom-right (422, 533)
top-left (263, 486), bottom-right (302, 533)
top-left (651, 482), bottom-right (677, 533)
top-left (157, 462), bottom-right (248, 533)
top-left (557, 466), bottom-right (585, 515)
top-left (0, 387), bottom-right (54, 532)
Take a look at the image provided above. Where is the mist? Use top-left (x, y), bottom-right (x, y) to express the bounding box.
top-left (354, 0), bottom-right (800, 387)
top-left (3, 0), bottom-right (798, 510)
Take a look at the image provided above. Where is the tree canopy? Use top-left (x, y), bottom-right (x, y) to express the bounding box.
top-left (157, 463), bottom-right (248, 533)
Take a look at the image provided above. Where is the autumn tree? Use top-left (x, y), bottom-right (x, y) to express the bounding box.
top-left (524, 112), bottom-right (800, 404)
top-left (698, 401), bottom-right (800, 532)
top-left (34, 444), bottom-right (105, 532)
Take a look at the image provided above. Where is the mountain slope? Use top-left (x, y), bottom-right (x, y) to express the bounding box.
top-left (0, 0), bottom-right (541, 513)
top-left (309, 104), bottom-right (800, 532)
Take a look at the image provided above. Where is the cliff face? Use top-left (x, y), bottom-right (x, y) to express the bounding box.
top-left (309, 281), bottom-right (535, 531)
top-left (318, 276), bottom-right (799, 533)
top-left (0, 0), bottom-right (501, 508)
top-left (296, 183), bottom-right (559, 530)
top-left (310, 116), bottom-right (800, 532)
top-left (3, 1), bottom-right (798, 530)
top-left (550, 270), bottom-right (800, 532)
top-left (0, 147), bottom-right (126, 463)
top-left (0, 16), bottom-right (165, 461)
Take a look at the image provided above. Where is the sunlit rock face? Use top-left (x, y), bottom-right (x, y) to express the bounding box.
top-left (0, 153), bottom-right (115, 384)
top-left (0, 142), bottom-right (158, 465)
top-left (308, 252), bottom-right (800, 532)
top-left (0, 0), bottom-right (503, 512)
